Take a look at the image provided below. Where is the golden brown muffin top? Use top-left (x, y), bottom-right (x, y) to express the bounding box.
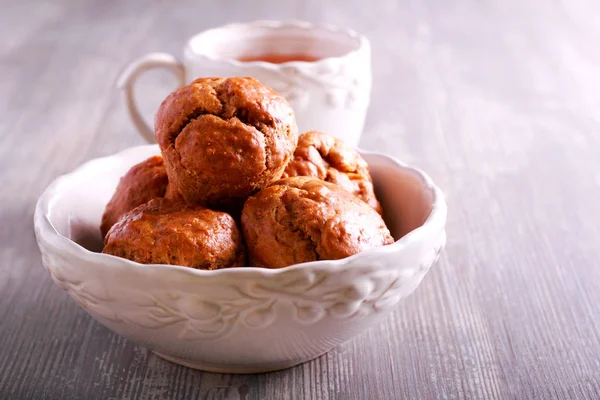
top-left (154, 77), bottom-right (298, 206)
top-left (103, 198), bottom-right (246, 270)
top-left (100, 155), bottom-right (168, 238)
top-left (282, 131), bottom-right (382, 213)
top-left (241, 177), bottom-right (394, 269)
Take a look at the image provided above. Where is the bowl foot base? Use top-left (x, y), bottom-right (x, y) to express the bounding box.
top-left (151, 350), bottom-right (330, 374)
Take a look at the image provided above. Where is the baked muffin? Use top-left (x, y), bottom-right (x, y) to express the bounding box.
top-left (282, 131), bottom-right (382, 213)
top-left (241, 177), bottom-right (394, 269)
top-left (155, 77), bottom-right (298, 208)
top-left (100, 155), bottom-right (168, 238)
top-left (103, 198), bottom-right (246, 269)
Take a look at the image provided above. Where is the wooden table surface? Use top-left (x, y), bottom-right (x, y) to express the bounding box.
top-left (2, 0), bottom-right (600, 398)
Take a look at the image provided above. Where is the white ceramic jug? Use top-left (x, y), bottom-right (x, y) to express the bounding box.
top-left (118, 20), bottom-right (372, 147)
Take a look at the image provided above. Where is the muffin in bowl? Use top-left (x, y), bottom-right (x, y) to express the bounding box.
top-left (242, 176), bottom-right (393, 269)
top-left (282, 130), bottom-right (382, 213)
top-left (103, 198), bottom-right (245, 270)
top-left (155, 77), bottom-right (298, 209)
top-left (100, 155), bottom-right (169, 237)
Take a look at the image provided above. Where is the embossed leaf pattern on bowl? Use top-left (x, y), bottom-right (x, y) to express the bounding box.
top-left (43, 230), bottom-right (444, 341)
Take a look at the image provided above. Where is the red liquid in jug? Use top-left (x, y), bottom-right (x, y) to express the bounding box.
top-left (237, 53), bottom-right (320, 64)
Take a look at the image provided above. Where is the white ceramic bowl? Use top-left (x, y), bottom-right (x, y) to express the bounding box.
top-left (34, 145), bottom-right (447, 374)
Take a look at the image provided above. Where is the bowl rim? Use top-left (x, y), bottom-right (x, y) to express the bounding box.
top-left (34, 145), bottom-right (447, 277)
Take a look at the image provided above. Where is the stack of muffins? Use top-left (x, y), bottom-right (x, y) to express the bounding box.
top-left (102, 77), bottom-right (393, 270)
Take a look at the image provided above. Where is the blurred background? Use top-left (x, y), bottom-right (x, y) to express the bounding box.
top-left (4, 0), bottom-right (600, 199)
top-left (9, 0), bottom-right (598, 162)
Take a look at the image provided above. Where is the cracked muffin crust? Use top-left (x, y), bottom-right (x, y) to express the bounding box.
top-left (241, 177), bottom-right (394, 269)
top-left (154, 77), bottom-right (298, 208)
top-left (103, 198), bottom-right (246, 270)
top-left (282, 131), bottom-right (382, 214)
top-left (100, 155), bottom-right (169, 238)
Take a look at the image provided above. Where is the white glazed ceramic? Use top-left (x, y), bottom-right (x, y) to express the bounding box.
top-left (118, 20), bottom-right (371, 147)
top-left (34, 145), bottom-right (446, 374)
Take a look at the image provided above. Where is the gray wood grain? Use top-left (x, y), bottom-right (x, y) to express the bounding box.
top-left (2, 0), bottom-right (600, 398)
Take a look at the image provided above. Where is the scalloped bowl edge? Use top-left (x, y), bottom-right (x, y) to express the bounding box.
top-left (33, 144), bottom-right (447, 373)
